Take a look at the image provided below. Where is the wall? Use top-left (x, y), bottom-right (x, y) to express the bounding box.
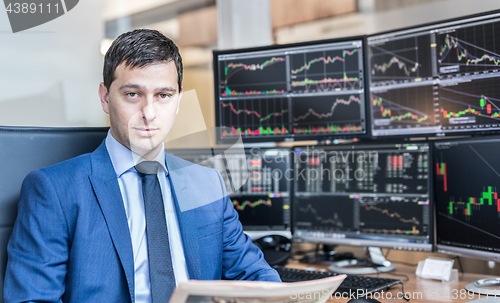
top-left (0, 0), bottom-right (104, 127)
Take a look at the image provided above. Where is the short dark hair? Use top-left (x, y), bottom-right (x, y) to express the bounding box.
top-left (103, 29), bottom-right (183, 92)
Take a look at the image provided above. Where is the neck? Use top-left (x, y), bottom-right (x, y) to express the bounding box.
top-left (139, 146), bottom-right (162, 161)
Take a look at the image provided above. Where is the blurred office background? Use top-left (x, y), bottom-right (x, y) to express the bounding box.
top-left (2, 0), bottom-right (500, 142)
top-left (2, 0), bottom-right (500, 274)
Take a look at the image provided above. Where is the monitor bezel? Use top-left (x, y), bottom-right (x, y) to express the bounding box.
top-left (291, 139), bottom-right (435, 252)
top-left (366, 9), bottom-right (500, 139)
top-left (213, 35), bottom-right (370, 144)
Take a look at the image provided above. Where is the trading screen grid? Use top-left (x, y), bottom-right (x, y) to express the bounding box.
top-left (216, 39), bottom-right (366, 141)
top-left (368, 12), bottom-right (500, 137)
top-left (293, 143), bottom-right (432, 251)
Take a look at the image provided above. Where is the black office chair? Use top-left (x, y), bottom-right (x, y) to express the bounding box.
top-left (0, 126), bottom-right (108, 302)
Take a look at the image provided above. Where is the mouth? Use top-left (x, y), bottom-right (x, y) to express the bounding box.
top-left (134, 127), bottom-right (159, 137)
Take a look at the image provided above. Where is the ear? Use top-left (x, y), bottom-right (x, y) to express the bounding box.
top-left (175, 87), bottom-right (183, 115)
top-left (98, 82), bottom-right (110, 114)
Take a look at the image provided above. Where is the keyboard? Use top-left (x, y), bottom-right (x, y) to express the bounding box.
top-left (273, 266), bottom-right (402, 298)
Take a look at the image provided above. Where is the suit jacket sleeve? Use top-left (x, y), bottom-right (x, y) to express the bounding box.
top-left (4, 170), bottom-right (68, 303)
top-left (216, 171), bottom-right (281, 282)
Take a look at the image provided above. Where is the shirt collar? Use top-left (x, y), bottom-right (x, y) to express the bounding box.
top-left (105, 130), bottom-right (168, 177)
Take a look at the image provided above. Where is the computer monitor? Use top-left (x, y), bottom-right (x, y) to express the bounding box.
top-left (368, 10), bottom-right (500, 137)
top-left (229, 147), bottom-right (292, 239)
top-left (434, 136), bottom-right (500, 298)
top-left (166, 147), bottom-right (292, 239)
top-left (434, 136), bottom-right (500, 260)
top-left (213, 37), bottom-right (367, 143)
top-left (292, 142), bottom-right (433, 254)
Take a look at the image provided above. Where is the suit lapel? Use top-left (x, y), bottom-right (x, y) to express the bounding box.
top-left (166, 155), bottom-right (202, 280)
top-left (89, 142), bottom-right (135, 301)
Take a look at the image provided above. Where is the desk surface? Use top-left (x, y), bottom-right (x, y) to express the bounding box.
top-left (286, 262), bottom-right (498, 303)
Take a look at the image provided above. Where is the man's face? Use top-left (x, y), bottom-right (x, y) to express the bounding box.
top-left (99, 61), bottom-right (182, 160)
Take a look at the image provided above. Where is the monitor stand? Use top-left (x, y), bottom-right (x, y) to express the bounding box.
top-left (465, 278), bottom-right (500, 302)
top-left (328, 247), bottom-right (396, 275)
top-left (299, 244), bottom-right (355, 264)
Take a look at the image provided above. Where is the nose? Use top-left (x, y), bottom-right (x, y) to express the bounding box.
top-left (141, 97), bottom-right (156, 122)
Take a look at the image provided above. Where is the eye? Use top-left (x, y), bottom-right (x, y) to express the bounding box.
top-left (159, 93), bottom-right (169, 99)
top-left (126, 92), bottom-right (138, 98)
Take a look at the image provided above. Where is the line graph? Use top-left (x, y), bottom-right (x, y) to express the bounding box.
top-left (224, 57), bottom-right (284, 80)
top-left (299, 204), bottom-right (344, 227)
top-left (437, 21), bottom-right (500, 77)
top-left (369, 34), bottom-right (433, 86)
top-left (359, 199), bottom-right (427, 235)
top-left (362, 204), bottom-right (420, 225)
top-left (221, 101), bottom-right (288, 122)
top-left (293, 95), bottom-right (361, 121)
top-left (438, 79), bottom-right (500, 131)
top-left (233, 199), bottom-right (272, 211)
top-left (439, 35), bottom-right (500, 66)
top-left (232, 195), bottom-right (286, 228)
top-left (290, 46), bottom-right (362, 93)
top-left (371, 86), bottom-right (434, 132)
top-left (292, 94), bottom-right (364, 135)
top-left (291, 74), bottom-right (360, 91)
top-left (373, 95), bottom-right (428, 123)
top-left (372, 56), bottom-right (419, 77)
top-left (220, 97), bottom-right (290, 138)
top-left (219, 55), bottom-right (287, 97)
top-left (291, 49), bottom-right (358, 74)
top-left (295, 196), bottom-right (355, 230)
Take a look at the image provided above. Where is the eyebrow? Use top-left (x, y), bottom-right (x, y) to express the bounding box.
top-left (119, 84), bottom-right (177, 92)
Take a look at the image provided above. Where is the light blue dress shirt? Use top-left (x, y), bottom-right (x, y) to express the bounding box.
top-left (105, 131), bottom-right (189, 303)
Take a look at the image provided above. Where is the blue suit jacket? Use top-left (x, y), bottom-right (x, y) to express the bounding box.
top-left (4, 142), bottom-right (280, 302)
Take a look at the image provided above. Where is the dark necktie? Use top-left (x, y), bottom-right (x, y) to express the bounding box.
top-left (135, 161), bottom-right (176, 302)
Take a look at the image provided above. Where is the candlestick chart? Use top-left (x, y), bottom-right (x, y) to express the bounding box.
top-left (220, 97), bottom-right (290, 137)
top-left (369, 34), bottom-right (433, 86)
top-left (292, 94), bottom-right (364, 135)
top-left (215, 39), bottom-right (367, 141)
top-left (438, 78), bottom-right (500, 132)
top-left (371, 85), bottom-right (435, 131)
top-left (434, 138), bottom-right (500, 252)
top-left (437, 20), bottom-right (500, 78)
top-left (219, 55), bottom-right (287, 97)
top-left (358, 197), bottom-right (428, 235)
top-left (290, 48), bottom-right (362, 93)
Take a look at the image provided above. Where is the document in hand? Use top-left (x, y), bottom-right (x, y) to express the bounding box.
top-left (169, 275), bottom-right (346, 303)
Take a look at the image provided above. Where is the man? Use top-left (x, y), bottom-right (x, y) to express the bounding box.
top-left (4, 29), bottom-right (280, 303)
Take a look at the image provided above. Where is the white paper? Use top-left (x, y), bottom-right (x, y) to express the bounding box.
top-left (421, 258), bottom-right (454, 281)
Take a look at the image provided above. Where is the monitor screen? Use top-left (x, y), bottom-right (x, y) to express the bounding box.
top-left (293, 142), bottom-right (433, 251)
top-left (166, 148), bottom-right (292, 238)
top-left (229, 148), bottom-right (292, 236)
top-left (434, 137), bottom-right (500, 261)
top-left (368, 10), bottom-right (500, 137)
top-left (213, 37), bottom-right (367, 143)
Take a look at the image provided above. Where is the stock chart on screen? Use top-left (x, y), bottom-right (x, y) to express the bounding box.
top-left (293, 143), bottom-right (433, 251)
top-left (368, 11), bottom-right (500, 137)
top-left (214, 38), bottom-right (366, 142)
top-left (434, 137), bottom-right (500, 256)
top-left (167, 148), bottom-right (291, 233)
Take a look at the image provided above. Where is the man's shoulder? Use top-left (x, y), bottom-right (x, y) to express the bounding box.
top-left (36, 152), bottom-right (94, 179)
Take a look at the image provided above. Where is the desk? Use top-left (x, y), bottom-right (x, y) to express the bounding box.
top-left (286, 262), bottom-right (498, 302)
